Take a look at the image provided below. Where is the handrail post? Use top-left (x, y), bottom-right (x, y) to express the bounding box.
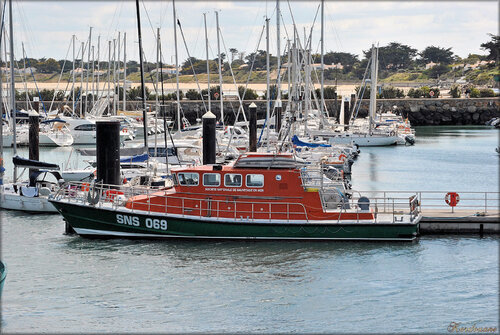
top-left (269, 203), bottom-right (271, 220)
top-left (287, 203), bottom-right (289, 222)
top-left (485, 192), bottom-right (487, 213)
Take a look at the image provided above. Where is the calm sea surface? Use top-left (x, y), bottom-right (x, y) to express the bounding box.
top-left (1, 126), bottom-right (499, 333)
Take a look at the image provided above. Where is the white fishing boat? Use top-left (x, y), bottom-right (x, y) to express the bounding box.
top-left (0, 157), bottom-right (62, 213)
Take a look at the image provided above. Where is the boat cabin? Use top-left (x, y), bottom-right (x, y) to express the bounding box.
top-left (125, 153), bottom-right (372, 221)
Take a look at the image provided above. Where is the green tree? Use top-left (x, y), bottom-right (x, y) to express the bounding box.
top-left (480, 34), bottom-right (500, 61)
top-left (426, 64), bottom-right (451, 79)
top-left (245, 50), bottom-right (276, 70)
top-left (229, 48), bottom-right (238, 63)
top-left (363, 42), bottom-right (417, 70)
top-left (317, 52), bottom-right (359, 74)
top-left (419, 46), bottom-right (455, 64)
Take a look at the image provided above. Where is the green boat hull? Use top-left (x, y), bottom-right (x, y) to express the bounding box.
top-left (51, 201), bottom-right (419, 241)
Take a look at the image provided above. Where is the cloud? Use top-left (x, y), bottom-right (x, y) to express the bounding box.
top-left (8, 0), bottom-right (497, 61)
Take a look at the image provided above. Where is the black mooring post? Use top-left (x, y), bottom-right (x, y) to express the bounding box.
top-left (96, 120), bottom-right (121, 185)
top-left (248, 102), bottom-right (257, 152)
top-left (275, 99), bottom-right (282, 135)
top-left (343, 99), bottom-right (350, 125)
top-left (332, 92), bottom-right (338, 118)
top-left (28, 110), bottom-right (39, 178)
top-left (202, 111), bottom-right (216, 165)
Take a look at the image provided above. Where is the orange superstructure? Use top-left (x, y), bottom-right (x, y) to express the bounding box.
top-left (125, 153), bottom-right (374, 222)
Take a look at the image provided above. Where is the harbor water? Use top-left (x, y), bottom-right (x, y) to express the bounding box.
top-left (1, 126), bottom-right (499, 333)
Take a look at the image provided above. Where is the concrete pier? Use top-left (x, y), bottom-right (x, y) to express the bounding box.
top-left (419, 209), bottom-right (500, 234)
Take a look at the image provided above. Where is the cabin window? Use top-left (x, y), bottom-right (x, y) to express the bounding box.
top-left (177, 172), bottom-right (199, 186)
top-left (224, 174), bottom-right (242, 187)
top-left (203, 173), bottom-right (220, 187)
top-left (74, 124), bottom-right (96, 131)
top-left (246, 174), bottom-right (264, 188)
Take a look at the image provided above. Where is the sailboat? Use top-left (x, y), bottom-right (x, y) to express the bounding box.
top-left (308, 45), bottom-right (400, 146)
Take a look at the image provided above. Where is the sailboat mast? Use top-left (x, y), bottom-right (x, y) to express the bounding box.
top-left (0, 16), bottom-right (4, 182)
top-left (135, 0), bottom-right (148, 148)
top-left (117, 31), bottom-right (121, 112)
top-left (215, 11), bottom-right (223, 127)
top-left (265, 17), bottom-right (270, 152)
top-left (72, 34), bottom-right (75, 110)
top-left (96, 35), bottom-right (100, 101)
top-left (203, 13), bottom-right (210, 112)
top-left (123, 32), bottom-right (126, 111)
top-left (113, 38), bottom-right (117, 115)
top-left (80, 41), bottom-right (84, 116)
top-left (276, 0), bottom-right (281, 100)
top-left (8, 0), bottom-right (16, 181)
top-left (368, 44), bottom-right (378, 136)
top-left (173, 0), bottom-right (181, 131)
top-left (320, 0), bottom-right (324, 125)
top-left (85, 27), bottom-right (92, 115)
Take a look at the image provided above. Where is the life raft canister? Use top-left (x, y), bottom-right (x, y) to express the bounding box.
top-left (445, 192), bottom-right (460, 207)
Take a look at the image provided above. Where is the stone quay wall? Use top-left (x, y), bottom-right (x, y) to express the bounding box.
top-left (30, 98), bottom-right (499, 126)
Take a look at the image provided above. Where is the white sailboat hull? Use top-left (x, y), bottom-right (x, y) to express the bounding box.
top-left (0, 188), bottom-right (57, 213)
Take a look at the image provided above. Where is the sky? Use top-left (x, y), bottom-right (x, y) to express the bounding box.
top-left (3, 0), bottom-right (498, 65)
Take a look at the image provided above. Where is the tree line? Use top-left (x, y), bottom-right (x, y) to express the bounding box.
top-left (1, 34), bottom-right (497, 82)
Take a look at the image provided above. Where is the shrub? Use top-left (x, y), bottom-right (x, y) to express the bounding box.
top-left (470, 88), bottom-right (481, 98)
top-left (479, 88), bottom-right (495, 97)
top-left (449, 85), bottom-right (461, 98)
top-left (407, 88), bottom-right (422, 98)
top-left (427, 87), bottom-right (440, 98)
top-left (185, 89), bottom-right (201, 100)
top-left (355, 85), bottom-right (371, 99)
top-left (408, 73), bottom-right (419, 81)
top-left (238, 86), bottom-right (258, 100)
top-left (379, 86), bottom-right (405, 99)
top-left (315, 86), bottom-right (337, 99)
top-left (407, 86), bottom-right (440, 98)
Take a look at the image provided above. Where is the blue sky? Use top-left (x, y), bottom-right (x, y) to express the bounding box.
top-left (5, 1), bottom-right (498, 64)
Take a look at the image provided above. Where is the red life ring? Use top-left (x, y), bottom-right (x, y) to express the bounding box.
top-left (81, 183), bottom-right (90, 191)
top-left (338, 153), bottom-right (347, 161)
top-left (214, 92), bottom-right (220, 99)
top-left (445, 192), bottom-right (460, 207)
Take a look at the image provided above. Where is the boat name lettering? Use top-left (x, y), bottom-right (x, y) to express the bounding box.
top-left (204, 187), bottom-right (264, 193)
top-left (145, 218), bottom-right (168, 230)
top-left (116, 214), bottom-right (140, 227)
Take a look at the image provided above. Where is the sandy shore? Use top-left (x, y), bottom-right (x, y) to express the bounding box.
top-left (15, 82), bottom-right (404, 96)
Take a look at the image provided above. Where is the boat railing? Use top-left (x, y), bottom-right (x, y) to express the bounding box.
top-left (355, 191), bottom-right (499, 215)
top-left (52, 181), bottom-right (310, 222)
top-left (319, 191), bottom-right (421, 223)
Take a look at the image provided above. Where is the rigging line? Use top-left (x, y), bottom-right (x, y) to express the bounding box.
top-left (306, 4), bottom-right (320, 49)
top-left (14, 1), bottom-right (37, 58)
top-left (48, 37), bottom-right (73, 113)
top-left (23, 48), bottom-right (48, 116)
top-left (141, 0), bottom-right (158, 40)
top-left (279, 10), bottom-right (291, 41)
top-left (0, 0), bottom-right (7, 48)
top-left (326, 8), bottom-right (344, 52)
top-left (104, 1), bottom-right (121, 43)
top-left (241, 23), bottom-right (266, 101)
top-left (285, 0), bottom-right (305, 51)
top-left (177, 18), bottom-right (207, 114)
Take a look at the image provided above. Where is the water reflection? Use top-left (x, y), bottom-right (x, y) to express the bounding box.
top-left (61, 237), bottom-right (423, 282)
